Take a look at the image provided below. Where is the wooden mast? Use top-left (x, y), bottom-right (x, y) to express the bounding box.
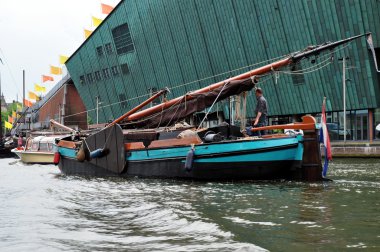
top-left (107, 87), bottom-right (169, 128)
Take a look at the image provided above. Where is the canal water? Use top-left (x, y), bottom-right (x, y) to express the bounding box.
top-left (0, 158), bottom-right (379, 251)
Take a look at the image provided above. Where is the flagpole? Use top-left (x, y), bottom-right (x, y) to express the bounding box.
top-left (23, 70), bottom-right (25, 110)
top-left (16, 94), bottom-right (18, 120)
top-left (343, 57), bottom-right (346, 143)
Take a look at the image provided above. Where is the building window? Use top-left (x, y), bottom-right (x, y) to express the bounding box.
top-left (290, 64), bottom-right (305, 85)
top-left (119, 93), bottom-right (127, 109)
top-left (87, 73), bottom-right (94, 83)
top-left (121, 63), bottom-right (129, 75)
top-left (94, 71), bottom-right (102, 81)
top-left (105, 43), bottom-right (113, 54)
top-left (103, 68), bottom-right (110, 79)
top-left (79, 75), bottom-right (85, 85)
top-left (112, 23), bottom-right (134, 55)
top-left (111, 66), bottom-right (119, 76)
top-left (96, 46), bottom-right (104, 57)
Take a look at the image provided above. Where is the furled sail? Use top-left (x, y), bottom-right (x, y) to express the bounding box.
top-left (122, 77), bottom-right (256, 129)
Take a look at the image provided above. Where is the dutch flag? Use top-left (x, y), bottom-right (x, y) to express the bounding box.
top-left (319, 98), bottom-right (332, 178)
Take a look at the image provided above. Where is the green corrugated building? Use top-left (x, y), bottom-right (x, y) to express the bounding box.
top-left (66, 0), bottom-right (380, 141)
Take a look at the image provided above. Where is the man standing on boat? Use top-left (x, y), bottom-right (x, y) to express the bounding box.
top-left (245, 88), bottom-right (268, 137)
top-left (254, 87), bottom-right (267, 123)
top-left (253, 88), bottom-right (268, 136)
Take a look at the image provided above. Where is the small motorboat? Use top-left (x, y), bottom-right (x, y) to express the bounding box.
top-left (12, 135), bottom-right (68, 164)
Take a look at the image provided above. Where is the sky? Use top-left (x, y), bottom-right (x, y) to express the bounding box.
top-left (0, 0), bottom-right (120, 103)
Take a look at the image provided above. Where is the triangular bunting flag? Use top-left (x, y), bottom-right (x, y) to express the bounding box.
top-left (59, 55), bottom-right (69, 64)
top-left (50, 65), bottom-right (62, 75)
top-left (42, 75), bottom-right (54, 82)
top-left (84, 28), bottom-right (93, 39)
top-left (34, 84), bottom-right (46, 93)
top-left (5, 121), bottom-right (13, 129)
top-left (101, 3), bottom-right (114, 14)
top-left (92, 16), bottom-right (103, 27)
top-left (24, 99), bottom-right (33, 107)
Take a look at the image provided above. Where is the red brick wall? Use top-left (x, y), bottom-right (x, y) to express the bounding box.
top-left (38, 84), bottom-right (87, 130)
top-left (64, 84), bottom-right (87, 130)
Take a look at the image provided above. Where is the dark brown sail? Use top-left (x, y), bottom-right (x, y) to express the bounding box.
top-left (122, 77), bottom-right (256, 129)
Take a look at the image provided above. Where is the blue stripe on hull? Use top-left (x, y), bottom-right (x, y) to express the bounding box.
top-left (194, 148), bottom-right (299, 163)
top-left (58, 146), bottom-right (77, 158)
top-left (127, 136), bottom-right (303, 163)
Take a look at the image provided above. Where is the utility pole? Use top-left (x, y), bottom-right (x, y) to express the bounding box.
top-left (96, 96), bottom-right (99, 124)
top-left (343, 57), bottom-right (347, 143)
top-left (23, 70), bottom-right (25, 110)
top-left (339, 57), bottom-right (349, 143)
top-left (96, 96), bottom-right (102, 125)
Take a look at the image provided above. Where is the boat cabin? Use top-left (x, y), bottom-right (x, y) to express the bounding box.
top-left (25, 136), bottom-right (58, 152)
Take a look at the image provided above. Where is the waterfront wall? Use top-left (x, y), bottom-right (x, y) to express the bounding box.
top-left (322, 142), bottom-right (380, 157)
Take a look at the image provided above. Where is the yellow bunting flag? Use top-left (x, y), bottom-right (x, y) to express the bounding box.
top-left (92, 16), bottom-right (103, 27)
top-left (12, 111), bottom-right (16, 118)
top-left (50, 65), bottom-right (62, 75)
top-left (34, 84), bottom-right (46, 93)
top-left (101, 3), bottom-right (114, 14)
top-left (42, 75), bottom-right (54, 82)
top-left (17, 103), bottom-right (22, 110)
top-left (84, 28), bottom-right (93, 39)
top-left (28, 91), bottom-right (40, 101)
top-left (59, 55), bottom-right (69, 64)
top-left (5, 121), bottom-right (12, 129)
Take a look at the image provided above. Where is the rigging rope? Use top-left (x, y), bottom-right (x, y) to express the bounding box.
top-left (196, 81), bottom-right (228, 130)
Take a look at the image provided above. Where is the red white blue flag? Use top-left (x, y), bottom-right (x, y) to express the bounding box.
top-left (319, 98), bottom-right (332, 177)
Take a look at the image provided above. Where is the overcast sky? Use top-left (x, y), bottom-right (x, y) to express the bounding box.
top-left (0, 0), bottom-right (120, 103)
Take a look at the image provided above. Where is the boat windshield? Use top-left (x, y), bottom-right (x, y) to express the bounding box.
top-left (39, 143), bottom-right (48, 151)
top-left (31, 142), bottom-right (39, 151)
top-left (47, 143), bottom-right (53, 151)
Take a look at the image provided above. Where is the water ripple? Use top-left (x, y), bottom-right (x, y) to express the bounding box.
top-left (1, 158), bottom-right (380, 251)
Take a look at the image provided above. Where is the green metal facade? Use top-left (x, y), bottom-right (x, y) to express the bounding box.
top-left (66, 0), bottom-right (380, 123)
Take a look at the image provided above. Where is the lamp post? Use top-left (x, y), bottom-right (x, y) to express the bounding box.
top-left (339, 57), bottom-right (349, 143)
top-left (96, 96), bottom-right (102, 125)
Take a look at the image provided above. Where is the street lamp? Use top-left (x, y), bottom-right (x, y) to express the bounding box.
top-left (339, 57), bottom-right (350, 143)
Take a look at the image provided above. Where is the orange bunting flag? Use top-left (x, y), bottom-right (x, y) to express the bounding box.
top-left (42, 75), bottom-right (54, 82)
top-left (50, 65), bottom-right (62, 75)
top-left (8, 115), bottom-right (13, 123)
top-left (92, 16), bottom-right (103, 27)
top-left (101, 3), bottom-right (114, 14)
top-left (24, 99), bottom-right (33, 107)
top-left (84, 29), bottom-right (93, 39)
top-left (12, 111), bottom-right (16, 118)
